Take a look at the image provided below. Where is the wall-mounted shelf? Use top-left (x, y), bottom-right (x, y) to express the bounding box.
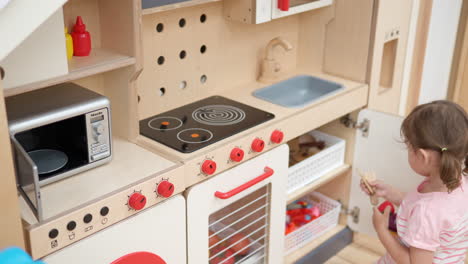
top-left (285, 225), bottom-right (346, 264)
top-left (3, 49), bottom-right (135, 97)
top-left (3, 0), bottom-right (139, 97)
top-left (142, 0), bottom-right (221, 15)
top-left (272, 0), bottom-right (333, 19)
top-left (287, 164), bottom-right (351, 204)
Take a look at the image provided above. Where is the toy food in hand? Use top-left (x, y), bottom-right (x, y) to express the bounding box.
top-left (378, 201), bottom-right (398, 233)
top-left (378, 201), bottom-right (395, 214)
top-left (229, 232), bottom-right (250, 255)
top-left (358, 170), bottom-right (379, 206)
top-left (209, 246), bottom-right (234, 264)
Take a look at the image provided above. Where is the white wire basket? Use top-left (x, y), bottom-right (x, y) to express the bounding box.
top-left (284, 192), bottom-right (342, 255)
top-left (288, 130), bottom-right (345, 194)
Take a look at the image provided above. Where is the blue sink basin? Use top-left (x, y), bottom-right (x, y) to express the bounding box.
top-left (253, 75), bottom-right (344, 108)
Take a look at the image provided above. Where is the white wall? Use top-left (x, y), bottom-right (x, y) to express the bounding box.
top-left (418, 0), bottom-right (462, 104)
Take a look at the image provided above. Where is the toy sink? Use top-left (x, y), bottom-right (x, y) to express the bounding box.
top-left (253, 75), bottom-right (344, 108)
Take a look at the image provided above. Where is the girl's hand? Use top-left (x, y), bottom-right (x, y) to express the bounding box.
top-left (360, 180), bottom-right (405, 206)
top-left (372, 206), bottom-right (391, 233)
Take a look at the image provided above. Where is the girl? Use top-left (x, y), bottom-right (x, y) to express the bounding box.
top-left (361, 100), bottom-right (468, 264)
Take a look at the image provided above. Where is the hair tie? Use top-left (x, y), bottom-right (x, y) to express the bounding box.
top-left (441, 147), bottom-right (448, 152)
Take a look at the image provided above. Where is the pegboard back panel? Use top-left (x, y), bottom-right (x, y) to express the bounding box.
top-left (137, 2), bottom-right (301, 118)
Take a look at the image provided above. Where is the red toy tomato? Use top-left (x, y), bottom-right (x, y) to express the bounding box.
top-left (209, 230), bottom-right (221, 249)
top-left (285, 222), bottom-right (297, 235)
top-left (209, 247), bottom-right (235, 264)
top-left (229, 232), bottom-right (251, 255)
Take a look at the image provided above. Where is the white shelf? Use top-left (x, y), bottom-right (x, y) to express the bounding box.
top-left (287, 164), bottom-right (351, 204)
top-left (272, 0), bottom-right (333, 19)
top-left (4, 48), bottom-right (135, 97)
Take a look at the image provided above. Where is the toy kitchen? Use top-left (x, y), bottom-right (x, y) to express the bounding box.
top-left (0, 0), bottom-right (451, 263)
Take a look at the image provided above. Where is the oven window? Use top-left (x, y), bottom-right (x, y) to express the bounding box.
top-left (208, 186), bottom-right (270, 264)
top-left (15, 115), bottom-right (89, 181)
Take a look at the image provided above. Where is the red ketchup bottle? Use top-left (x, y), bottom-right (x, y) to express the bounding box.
top-left (71, 16), bottom-right (91, 56)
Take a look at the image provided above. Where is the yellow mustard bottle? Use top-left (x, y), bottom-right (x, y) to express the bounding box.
top-left (65, 27), bottom-right (73, 60)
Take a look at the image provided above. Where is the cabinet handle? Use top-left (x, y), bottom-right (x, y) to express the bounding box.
top-left (214, 167), bottom-right (274, 199)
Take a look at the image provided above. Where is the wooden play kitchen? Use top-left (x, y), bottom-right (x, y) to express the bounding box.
top-left (0, 0), bottom-right (428, 263)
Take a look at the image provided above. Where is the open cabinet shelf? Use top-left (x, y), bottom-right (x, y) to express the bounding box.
top-left (285, 224), bottom-right (346, 264)
top-left (4, 49), bottom-right (135, 97)
top-left (2, 0), bottom-right (138, 97)
top-left (142, 0), bottom-right (221, 15)
top-left (287, 164), bottom-right (351, 204)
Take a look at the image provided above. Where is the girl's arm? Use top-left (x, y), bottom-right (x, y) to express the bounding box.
top-left (376, 224), bottom-right (410, 264)
top-left (409, 247), bottom-right (434, 263)
top-left (373, 208), bottom-right (434, 264)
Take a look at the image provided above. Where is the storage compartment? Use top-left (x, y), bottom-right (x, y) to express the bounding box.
top-left (62, 0), bottom-right (137, 74)
top-left (287, 130), bottom-right (345, 194)
top-left (223, 0), bottom-right (332, 24)
top-left (284, 192), bottom-right (341, 255)
top-left (2, 0), bottom-right (138, 96)
top-left (209, 187), bottom-right (269, 264)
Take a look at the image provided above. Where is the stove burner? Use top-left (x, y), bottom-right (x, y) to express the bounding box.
top-left (192, 105), bottom-right (246, 126)
top-left (148, 117), bottom-right (183, 131)
top-left (139, 96), bottom-right (275, 153)
top-left (177, 128), bottom-right (213, 144)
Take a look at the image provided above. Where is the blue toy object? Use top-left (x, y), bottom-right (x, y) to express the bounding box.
top-left (0, 247), bottom-right (44, 264)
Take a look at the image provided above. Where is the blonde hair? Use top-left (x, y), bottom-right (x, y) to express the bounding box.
top-left (401, 101), bottom-right (468, 192)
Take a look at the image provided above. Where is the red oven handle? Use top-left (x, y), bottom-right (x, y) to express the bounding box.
top-left (214, 167), bottom-right (274, 199)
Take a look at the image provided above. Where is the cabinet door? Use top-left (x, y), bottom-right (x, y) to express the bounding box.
top-left (347, 109), bottom-right (420, 236)
top-left (367, 0), bottom-right (414, 115)
top-left (186, 144), bottom-right (288, 264)
top-left (43, 195), bottom-right (186, 264)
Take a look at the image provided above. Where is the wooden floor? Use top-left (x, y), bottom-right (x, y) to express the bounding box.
top-left (325, 233), bottom-right (385, 264)
top-left (325, 233), bottom-right (468, 264)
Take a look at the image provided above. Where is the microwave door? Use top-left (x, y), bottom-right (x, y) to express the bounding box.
top-left (11, 136), bottom-right (43, 221)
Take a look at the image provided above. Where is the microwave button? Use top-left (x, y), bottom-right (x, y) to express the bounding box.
top-left (98, 145), bottom-right (107, 152)
top-left (91, 151), bottom-right (110, 161)
top-left (93, 134), bottom-right (105, 143)
top-left (93, 123), bottom-right (105, 134)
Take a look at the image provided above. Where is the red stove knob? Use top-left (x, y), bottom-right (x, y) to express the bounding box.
top-left (251, 138), bottom-right (265, 152)
top-left (201, 160), bottom-right (217, 175)
top-left (270, 130), bottom-right (284, 144)
top-left (157, 180), bottom-right (175, 198)
top-left (230, 148), bottom-right (244, 162)
top-left (128, 193), bottom-right (147, 210)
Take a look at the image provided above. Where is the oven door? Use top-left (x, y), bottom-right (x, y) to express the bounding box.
top-left (186, 144), bottom-right (288, 264)
top-left (42, 195), bottom-right (186, 264)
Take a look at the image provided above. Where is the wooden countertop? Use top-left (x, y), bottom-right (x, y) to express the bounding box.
top-left (137, 68), bottom-right (368, 162)
top-left (21, 137), bottom-right (177, 224)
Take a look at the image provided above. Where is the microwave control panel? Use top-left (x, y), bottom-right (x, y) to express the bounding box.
top-left (85, 108), bottom-right (111, 162)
